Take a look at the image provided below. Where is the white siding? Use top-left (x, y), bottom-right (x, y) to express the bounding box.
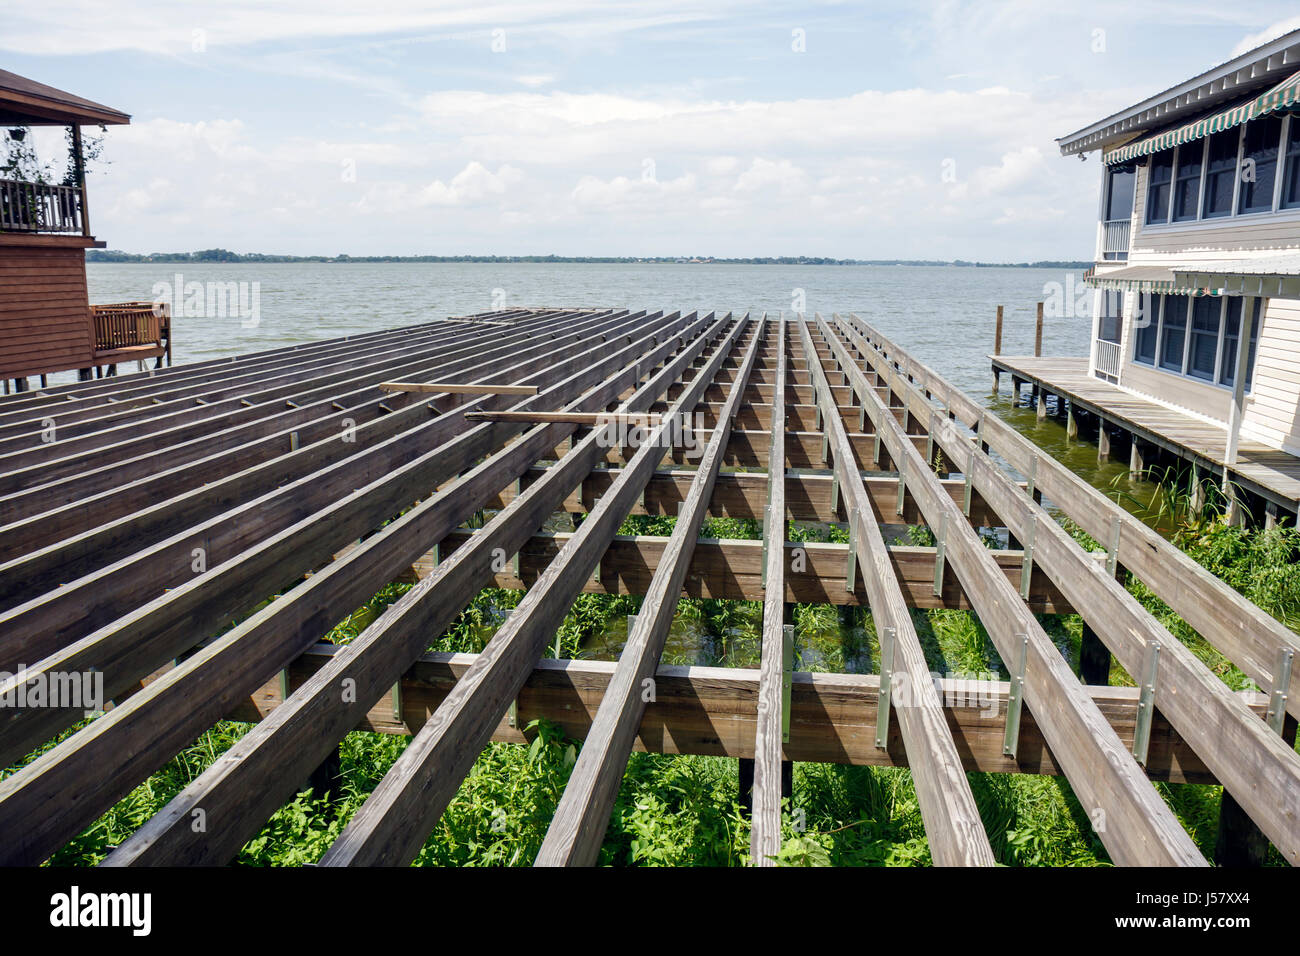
top-left (1243, 297), bottom-right (1300, 452)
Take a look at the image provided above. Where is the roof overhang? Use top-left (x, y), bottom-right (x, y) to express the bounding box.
top-left (1057, 28), bottom-right (1300, 157)
top-left (0, 69), bottom-right (129, 126)
top-left (1085, 258), bottom-right (1300, 297)
top-left (1173, 257), bottom-right (1300, 298)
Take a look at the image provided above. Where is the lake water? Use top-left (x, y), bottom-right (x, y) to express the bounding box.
top-left (86, 261), bottom-right (1087, 400)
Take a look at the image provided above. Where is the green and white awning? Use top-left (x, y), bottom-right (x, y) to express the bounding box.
top-left (1103, 69), bottom-right (1300, 165)
top-left (1083, 265), bottom-right (1184, 294)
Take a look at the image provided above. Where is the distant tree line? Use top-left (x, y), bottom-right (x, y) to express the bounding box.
top-left (86, 248), bottom-right (1089, 268)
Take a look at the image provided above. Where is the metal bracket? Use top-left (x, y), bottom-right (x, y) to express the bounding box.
top-left (875, 625), bottom-right (896, 749)
top-left (1003, 633), bottom-right (1030, 758)
top-left (872, 434), bottom-right (882, 466)
top-left (895, 474), bottom-right (906, 517)
top-left (977, 411), bottom-right (987, 453)
top-left (1266, 646), bottom-right (1294, 735)
top-left (278, 668), bottom-right (290, 701)
top-left (1026, 454), bottom-right (1038, 500)
top-left (781, 623), bottom-right (794, 744)
top-left (1133, 641), bottom-right (1160, 765)
top-left (508, 698), bottom-right (518, 729)
top-left (761, 504), bottom-right (771, 588)
top-left (932, 513), bottom-right (948, 598)
top-left (1105, 516), bottom-right (1122, 577)
top-left (859, 404), bottom-right (867, 432)
top-left (1019, 516), bottom-right (1036, 600)
top-left (845, 507), bottom-right (859, 593)
top-left (392, 679), bottom-right (403, 723)
top-left (963, 459), bottom-right (974, 517)
top-left (829, 475), bottom-right (840, 517)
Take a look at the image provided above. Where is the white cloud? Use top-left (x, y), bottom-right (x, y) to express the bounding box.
top-left (1231, 16), bottom-right (1300, 57)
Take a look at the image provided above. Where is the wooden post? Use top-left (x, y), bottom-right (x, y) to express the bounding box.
top-left (992, 306), bottom-right (1004, 394)
top-left (305, 744), bottom-right (343, 805)
top-left (1036, 388), bottom-right (1047, 420)
top-left (1129, 435), bottom-right (1146, 480)
top-left (1097, 424), bottom-right (1111, 462)
top-left (1078, 621), bottom-right (1111, 685)
top-left (1265, 502), bottom-right (1280, 531)
top-left (1215, 715), bottom-right (1296, 866)
top-left (71, 124), bottom-right (89, 238)
top-left (1066, 402), bottom-right (1078, 440)
top-left (1034, 301), bottom-right (1044, 357)
top-left (1189, 465), bottom-right (1206, 515)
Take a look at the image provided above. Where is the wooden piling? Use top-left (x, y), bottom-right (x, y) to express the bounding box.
top-left (992, 306), bottom-right (1004, 394)
top-left (1034, 302), bottom-right (1044, 357)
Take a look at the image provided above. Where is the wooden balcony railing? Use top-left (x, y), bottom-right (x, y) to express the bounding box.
top-left (0, 178), bottom-right (85, 234)
top-left (91, 302), bottom-right (169, 354)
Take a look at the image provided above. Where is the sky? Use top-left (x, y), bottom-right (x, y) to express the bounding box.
top-left (4, 1), bottom-right (1300, 260)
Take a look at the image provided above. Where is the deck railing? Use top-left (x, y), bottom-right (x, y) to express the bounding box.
top-left (1094, 338), bottom-right (1122, 379)
top-left (91, 302), bottom-right (167, 353)
top-left (1100, 219), bottom-right (1130, 261)
top-left (0, 178), bottom-right (84, 234)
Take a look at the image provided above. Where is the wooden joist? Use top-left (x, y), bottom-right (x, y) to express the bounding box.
top-left (0, 314), bottom-right (713, 862)
top-left (379, 382), bottom-right (539, 395)
top-left (536, 317), bottom-right (763, 866)
top-left (814, 312), bottom-right (1206, 866)
top-left (93, 313), bottom-right (733, 867)
top-left (750, 315), bottom-right (788, 866)
top-left (833, 312), bottom-right (1300, 865)
top-left (316, 316), bottom-right (748, 866)
top-left (843, 311), bottom-right (1300, 726)
top-left (798, 317), bottom-right (994, 867)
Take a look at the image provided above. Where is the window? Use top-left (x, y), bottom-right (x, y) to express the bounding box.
top-left (1172, 143), bottom-right (1203, 222)
top-left (1105, 163), bottom-right (1136, 221)
top-left (1282, 117), bottom-right (1300, 209)
top-left (1219, 298), bottom-right (1262, 390)
top-left (1202, 130), bottom-right (1239, 218)
top-left (1135, 293), bottom-right (1260, 390)
top-left (1239, 115), bottom-right (1283, 214)
top-left (1133, 294), bottom-right (1159, 365)
top-left (1098, 291), bottom-right (1123, 342)
top-left (1187, 296), bottom-right (1221, 381)
top-left (1146, 149), bottom-right (1173, 224)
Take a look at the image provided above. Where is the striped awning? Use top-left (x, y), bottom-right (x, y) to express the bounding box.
top-left (1103, 69), bottom-right (1300, 165)
top-left (1084, 265), bottom-right (1180, 294)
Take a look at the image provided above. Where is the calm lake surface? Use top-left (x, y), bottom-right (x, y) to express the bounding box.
top-left (84, 262), bottom-right (1141, 668)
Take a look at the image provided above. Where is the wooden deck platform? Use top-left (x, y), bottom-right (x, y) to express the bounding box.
top-left (2, 310), bottom-right (1298, 869)
top-left (989, 354), bottom-right (1300, 517)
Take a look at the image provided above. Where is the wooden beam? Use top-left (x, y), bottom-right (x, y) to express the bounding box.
top-left (535, 317), bottom-right (763, 866)
top-left (317, 315), bottom-right (749, 866)
top-left (801, 316), bottom-right (994, 867)
top-left (0, 315), bottom-right (714, 863)
top-left (819, 313), bottom-right (1205, 867)
top-left (230, 646), bottom-right (1262, 785)
top-left (840, 312), bottom-right (1300, 727)
top-left (466, 411), bottom-right (662, 425)
top-left (379, 382), bottom-right (539, 395)
top-left (95, 314), bottom-right (735, 868)
top-left (751, 314), bottom-right (789, 866)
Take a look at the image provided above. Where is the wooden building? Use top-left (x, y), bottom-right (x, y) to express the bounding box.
top-left (995, 30), bottom-right (1300, 523)
top-left (0, 69), bottom-right (168, 392)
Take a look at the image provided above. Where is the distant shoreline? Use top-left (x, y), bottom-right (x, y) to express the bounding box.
top-left (87, 249), bottom-right (1090, 269)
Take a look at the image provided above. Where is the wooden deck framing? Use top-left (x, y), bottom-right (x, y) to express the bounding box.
top-left (0, 309), bottom-right (1297, 868)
